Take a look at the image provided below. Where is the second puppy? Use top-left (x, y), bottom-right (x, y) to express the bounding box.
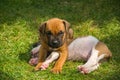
top-left (31, 36), bottom-right (112, 74)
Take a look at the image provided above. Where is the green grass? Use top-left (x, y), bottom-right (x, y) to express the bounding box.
top-left (0, 0), bottom-right (120, 80)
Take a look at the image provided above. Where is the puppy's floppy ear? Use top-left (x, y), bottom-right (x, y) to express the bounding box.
top-left (39, 22), bottom-right (46, 35)
top-left (68, 28), bottom-right (74, 39)
top-left (62, 20), bottom-right (70, 31)
top-left (63, 20), bottom-right (74, 39)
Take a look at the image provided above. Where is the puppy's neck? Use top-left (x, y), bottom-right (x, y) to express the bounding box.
top-left (48, 47), bottom-right (57, 51)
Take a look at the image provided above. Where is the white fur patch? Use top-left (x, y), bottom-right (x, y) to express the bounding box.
top-left (40, 52), bottom-right (59, 70)
top-left (83, 47), bottom-right (99, 68)
top-left (44, 52), bottom-right (59, 64)
top-left (97, 54), bottom-right (106, 62)
top-left (68, 36), bottom-right (99, 60)
top-left (31, 45), bottom-right (41, 54)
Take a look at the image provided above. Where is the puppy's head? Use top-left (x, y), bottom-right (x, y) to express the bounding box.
top-left (39, 18), bottom-right (70, 48)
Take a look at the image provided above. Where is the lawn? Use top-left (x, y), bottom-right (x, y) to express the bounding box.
top-left (0, 0), bottom-right (120, 80)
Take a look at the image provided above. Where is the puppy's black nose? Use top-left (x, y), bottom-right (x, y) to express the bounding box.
top-left (52, 40), bottom-right (59, 45)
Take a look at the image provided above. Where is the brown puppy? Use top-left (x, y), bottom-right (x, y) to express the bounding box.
top-left (29, 27), bottom-right (73, 66)
top-left (34, 18), bottom-right (70, 74)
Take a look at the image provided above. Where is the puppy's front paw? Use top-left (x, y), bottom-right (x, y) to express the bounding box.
top-left (34, 63), bottom-right (43, 71)
top-left (40, 63), bottom-right (49, 70)
top-left (51, 67), bottom-right (62, 74)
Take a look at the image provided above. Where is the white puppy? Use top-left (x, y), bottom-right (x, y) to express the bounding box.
top-left (30, 36), bottom-right (112, 74)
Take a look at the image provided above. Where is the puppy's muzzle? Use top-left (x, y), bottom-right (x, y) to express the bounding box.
top-left (51, 39), bottom-right (60, 48)
top-left (52, 40), bottom-right (59, 45)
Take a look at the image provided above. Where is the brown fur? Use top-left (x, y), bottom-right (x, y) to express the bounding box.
top-left (34, 18), bottom-right (72, 74)
top-left (95, 42), bottom-right (112, 60)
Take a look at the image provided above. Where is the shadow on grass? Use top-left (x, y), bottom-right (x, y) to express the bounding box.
top-left (0, 70), bottom-right (15, 80)
top-left (0, 0), bottom-right (120, 26)
top-left (18, 42), bottom-right (40, 63)
top-left (19, 51), bottom-right (30, 63)
top-left (18, 45), bottom-right (32, 63)
top-left (103, 33), bottom-right (120, 63)
top-left (101, 31), bottom-right (120, 80)
top-left (104, 71), bottom-right (120, 80)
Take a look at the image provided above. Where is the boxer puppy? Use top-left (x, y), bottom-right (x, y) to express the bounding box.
top-left (34, 18), bottom-right (71, 74)
top-left (30, 36), bottom-right (112, 74)
top-left (29, 28), bottom-right (73, 66)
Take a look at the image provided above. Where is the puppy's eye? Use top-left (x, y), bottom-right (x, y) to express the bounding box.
top-left (58, 31), bottom-right (64, 35)
top-left (46, 31), bottom-right (52, 35)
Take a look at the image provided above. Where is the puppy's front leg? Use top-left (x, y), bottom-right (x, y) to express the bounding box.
top-left (34, 46), bottom-right (47, 71)
top-left (51, 50), bottom-right (68, 74)
top-left (40, 52), bottom-right (59, 70)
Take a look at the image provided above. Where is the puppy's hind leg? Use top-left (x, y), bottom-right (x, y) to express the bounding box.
top-left (78, 47), bottom-right (99, 73)
top-left (29, 45), bottom-right (41, 66)
top-left (80, 63), bottom-right (100, 74)
top-left (80, 54), bottom-right (105, 74)
top-left (78, 42), bottom-right (112, 74)
top-left (95, 42), bottom-right (112, 62)
top-left (84, 42), bottom-right (113, 73)
top-left (79, 47), bottom-right (99, 67)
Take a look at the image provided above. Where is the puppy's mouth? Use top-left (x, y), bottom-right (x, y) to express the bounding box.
top-left (49, 44), bottom-right (61, 48)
